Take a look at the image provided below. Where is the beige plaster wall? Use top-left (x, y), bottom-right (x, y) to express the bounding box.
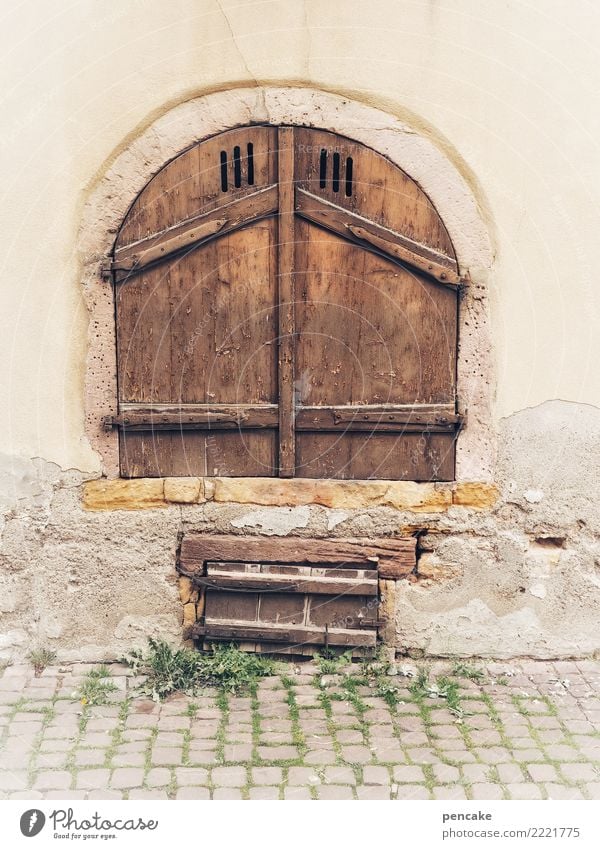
top-left (0, 0), bottom-right (599, 470)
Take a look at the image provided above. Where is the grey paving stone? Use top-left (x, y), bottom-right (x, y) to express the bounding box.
top-left (393, 765), bottom-right (426, 783)
top-left (175, 767), bottom-right (209, 785)
top-left (129, 790), bottom-right (169, 799)
top-left (340, 746), bottom-right (372, 764)
top-left (287, 766), bottom-right (320, 786)
top-left (213, 788), bottom-right (243, 800)
top-left (33, 771), bottom-right (71, 791)
top-left (323, 766), bottom-right (356, 785)
top-left (146, 768), bottom-right (173, 787)
top-left (76, 770), bottom-right (111, 790)
top-left (527, 763), bottom-right (558, 782)
top-left (318, 784), bottom-right (354, 799)
top-left (251, 766), bottom-right (283, 785)
top-left (284, 787), bottom-right (312, 799)
top-left (507, 782), bottom-right (544, 799)
top-left (257, 745), bottom-right (298, 761)
top-left (211, 766), bottom-right (247, 787)
top-left (394, 785), bottom-right (431, 799)
top-left (357, 785), bottom-right (392, 800)
top-left (363, 765), bottom-right (391, 785)
top-left (110, 768), bottom-right (145, 789)
top-left (176, 787), bottom-right (211, 799)
top-left (470, 783), bottom-right (504, 799)
top-left (432, 785), bottom-right (468, 799)
top-left (249, 787), bottom-right (280, 799)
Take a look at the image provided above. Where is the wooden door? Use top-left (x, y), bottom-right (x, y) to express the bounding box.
top-left (109, 126), bottom-right (462, 480)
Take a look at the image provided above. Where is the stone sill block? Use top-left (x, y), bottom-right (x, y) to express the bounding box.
top-left (82, 477), bottom-right (498, 512)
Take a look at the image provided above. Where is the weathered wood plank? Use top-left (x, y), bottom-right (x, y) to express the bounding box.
top-left (179, 534), bottom-right (416, 579)
top-left (197, 572), bottom-right (378, 596)
top-left (113, 185), bottom-right (278, 279)
top-left (295, 188), bottom-right (461, 286)
top-left (277, 127), bottom-right (296, 477)
top-left (194, 620), bottom-right (377, 647)
top-left (105, 404), bottom-right (279, 431)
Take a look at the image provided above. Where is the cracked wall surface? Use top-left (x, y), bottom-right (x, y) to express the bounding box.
top-left (1, 401), bottom-right (599, 661)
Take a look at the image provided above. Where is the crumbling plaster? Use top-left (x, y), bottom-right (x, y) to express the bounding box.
top-left (1, 400), bottom-right (599, 661)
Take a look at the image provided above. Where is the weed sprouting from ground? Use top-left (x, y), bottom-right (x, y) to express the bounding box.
top-left (28, 648), bottom-right (56, 677)
top-left (451, 661), bottom-right (485, 681)
top-left (75, 665), bottom-right (118, 706)
top-left (315, 648), bottom-right (353, 675)
top-left (123, 639), bottom-right (275, 700)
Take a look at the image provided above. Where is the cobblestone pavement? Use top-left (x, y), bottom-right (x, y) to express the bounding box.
top-left (1, 659), bottom-right (600, 801)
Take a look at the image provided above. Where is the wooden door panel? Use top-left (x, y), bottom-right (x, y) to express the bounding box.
top-left (117, 126), bottom-right (278, 249)
top-left (296, 431), bottom-right (455, 481)
top-left (117, 220), bottom-right (278, 405)
top-left (294, 127), bottom-right (456, 259)
top-left (119, 429), bottom-right (277, 478)
top-left (295, 221), bottom-right (457, 406)
top-left (113, 125), bottom-right (461, 481)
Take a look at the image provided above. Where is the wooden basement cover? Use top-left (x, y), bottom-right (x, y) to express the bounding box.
top-left (179, 534), bottom-right (417, 651)
top-left (107, 125), bottom-right (463, 481)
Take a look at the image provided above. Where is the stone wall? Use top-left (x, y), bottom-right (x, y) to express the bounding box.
top-left (1, 400), bottom-right (599, 662)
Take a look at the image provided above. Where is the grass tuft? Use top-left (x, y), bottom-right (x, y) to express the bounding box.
top-left (75, 665), bottom-right (118, 706)
top-left (122, 639), bottom-right (275, 700)
top-left (28, 648), bottom-right (57, 677)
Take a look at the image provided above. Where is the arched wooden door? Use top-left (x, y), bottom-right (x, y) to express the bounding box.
top-left (109, 126), bottom-right (461, 480)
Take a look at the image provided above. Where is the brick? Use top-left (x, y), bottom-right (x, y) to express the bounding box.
top-left (545, 784), bottom-right (585, 799)
top-left (394, 785), bottom-right (431, 799)
top-left (363, 766), bottom-right (391, 785)
top-left (526, 763), bottom-right (558, 782)
top-left (470, 783), bottom-right (504, 799)
top-left (176, 787), bottom-right (211, 799)
top-left (76, 769), bottom-right (111, 790)
top-left (496, 763), bottom-right (524, 783)
top-left (211, 766), bottom-right (247, 787)
top-left (0, 771), bottom-right (28, 791)
top-left (249, 787), bottom-right (280, 800)
top-left (110, 768), bottom-right (144, 789)
top-left (83, 478), bottom-right (165, 510)
top-left (304, 749), bottom-right (336, 765)
top-left (323, 766), bottom-right (356, 785)
top-left (213, 789), bottom-right (243, 800)
top-left (560, 763), bottom-right (599, 781)
top-left (433, 763), bottom-right (460, 783)
top-left (340, 746), bottom-right (372, 764)
top-left (74, 749), bottom-right (108, 767)
top-left (433, 785), bottom-right (467, 799)
top-left (175, 767), bottom-right (209, 785)
top-left (129, 790), bottom-right (169, 799)
top-left (507, 783), bottom-right (543, 799)
top-left (462, 764), bottom-right (491, 783)
top-left (111, 752), bottom-right (146, 767)
top-left (284, 787), bottom-right (312, 799)
top-left (34, 752), bottom-right (67, 769)
top-left (257, 745), bottom-right (298, 761)
top-left (33, 771), bottom-right (71, 791)
top-left (393, 765), bottom-right (426, 783)
top-left (151, 747), bottom-right (183, 766)
top-left (287, 767), bottom-right (320, 786)
top-left (87, 790), bottom-right (123, 799)
top-left (357, 786), bottom-right (392, 800)
top-left (164, 477), bottom-right (203, 504)
top-left (224, 743), bottom-right (253, 762)
top-left (251, 767), bottom-right (283, 785)
top-left (336, 729), bottom-right (364, 744)
top-left (146, 768), bottom-right (173, 787)
top-left (452, 482), bottom-right (499, 509)
top-left (212, 478), bottom-right (452, 512)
